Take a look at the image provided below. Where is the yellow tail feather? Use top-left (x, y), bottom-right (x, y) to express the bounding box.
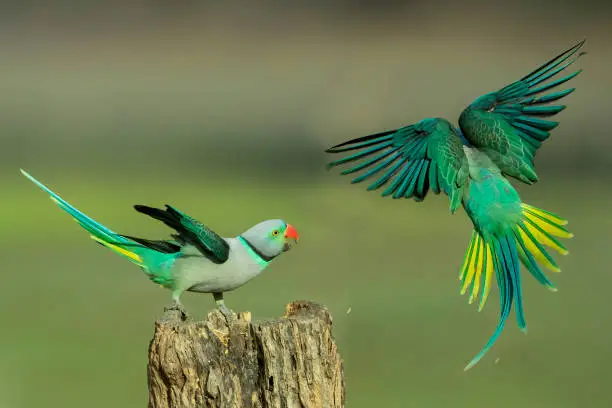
top-left (459, 233), bottom-right (495, 312)
top-left (89, 235), bottom-right (144, 265)
top-left (459, 203), bottom-right (572, 312)
top-left (517, 228), bottom-right (560, 272)
top-left (521, 203), bottom-right (568, 226)
top-left (521, 207), bottom-right (573, 239)
top-left (461, 234), bottom-right (481, 295)
top-left (518, 203), bottom-right (573, 272)
top-left (523, 219), bottom-right (568, 255)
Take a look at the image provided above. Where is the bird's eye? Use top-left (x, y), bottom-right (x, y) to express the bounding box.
top-left (272, 229), bottom-right (280, 237)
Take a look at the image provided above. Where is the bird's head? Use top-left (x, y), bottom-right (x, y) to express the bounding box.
top-left (240, 219), bottom-right (299, 259)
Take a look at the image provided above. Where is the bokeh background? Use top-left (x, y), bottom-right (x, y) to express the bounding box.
top-left (1, 1), bottom-right (611, 407)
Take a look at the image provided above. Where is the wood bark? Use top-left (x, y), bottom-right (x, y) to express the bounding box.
top-left (147, 300), bottom-right (345, 408)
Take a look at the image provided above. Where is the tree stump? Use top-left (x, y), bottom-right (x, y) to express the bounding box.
top-left (147, 300), bottom-right (345, 408)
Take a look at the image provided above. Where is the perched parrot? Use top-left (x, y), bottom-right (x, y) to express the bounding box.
top-left (325, 40), bottom-right (585, 370)
top-left (21, 170), bottom-right (299, 320)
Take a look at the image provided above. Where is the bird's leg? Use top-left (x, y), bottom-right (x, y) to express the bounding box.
top-left (164, 290), bottom-right (189, 320)
top-left (213, 292), bottom-right (233, 323)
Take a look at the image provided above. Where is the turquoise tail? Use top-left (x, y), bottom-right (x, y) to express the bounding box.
top-left (462, 232), bottom-right (523, 371)
top-left (21, 169), bottom-right (177, 283)
top-left (460, 203), bottom-right (572, 370)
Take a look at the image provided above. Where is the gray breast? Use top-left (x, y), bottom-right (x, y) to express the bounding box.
top-left (179, 238), bottom-right (265, 293)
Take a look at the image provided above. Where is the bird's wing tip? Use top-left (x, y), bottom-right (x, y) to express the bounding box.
top-left (325, 146), bottom-right (343, 153)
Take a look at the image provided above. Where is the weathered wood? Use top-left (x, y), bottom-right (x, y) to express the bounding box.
top-left (147, 300), bottom-right (345, 408)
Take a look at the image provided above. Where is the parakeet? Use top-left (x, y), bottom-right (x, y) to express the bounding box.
top-left (325, 40), bottom-right (585, 370)
top-left (21, 169), bottom-right (299, 320)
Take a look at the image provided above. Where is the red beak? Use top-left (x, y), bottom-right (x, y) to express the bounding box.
top-left (284, 223), bottom-right (299, 241)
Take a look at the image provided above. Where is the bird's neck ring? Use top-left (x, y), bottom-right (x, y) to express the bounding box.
top-left (238, 236), bottom-right (273, 269)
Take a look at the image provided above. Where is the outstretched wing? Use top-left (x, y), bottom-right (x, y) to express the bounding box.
top-left (134, 204), bottom-right (230, 263)
top-left (326, 117), bottom-right (469, 213)
top-left (459, 39), bottom-right (586, 184)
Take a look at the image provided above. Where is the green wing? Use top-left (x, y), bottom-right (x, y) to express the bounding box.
top-left (134, 204), bottom-right (230, 264)
top-left (458, 39), bottom-right (586, 184)
top-left (326, 117), bottom-right (469, 213)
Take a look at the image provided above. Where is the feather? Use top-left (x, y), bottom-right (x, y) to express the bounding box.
top-left (134, 204), bottom-right (230, 264)
top-left (459, 40), bottom-right (586, 185)
top-left (460, 195), bottom-right (572, 370)
top-left (20, 169), bottom-right (178, 286)
top-left (326, 118), bottom-right (467, 206)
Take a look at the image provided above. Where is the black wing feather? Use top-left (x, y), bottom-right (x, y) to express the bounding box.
top-left (133, 204), bottom-right (230, 264)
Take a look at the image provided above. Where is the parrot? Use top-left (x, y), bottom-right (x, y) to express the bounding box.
top-left (20, 169), bottom-right (300, 320)
top-left (325, 40), bottom-right (585, 370)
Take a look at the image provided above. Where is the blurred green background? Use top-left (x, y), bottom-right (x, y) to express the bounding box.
top-left (1, 1), bottom-right (611, 407)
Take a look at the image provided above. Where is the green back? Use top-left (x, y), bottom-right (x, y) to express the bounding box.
top-left (461, 150), bottom-right (522, 234)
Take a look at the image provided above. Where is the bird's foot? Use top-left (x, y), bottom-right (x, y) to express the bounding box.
top-left (218, 304), bottom-right (234, 324)
top-left (213, 292), bottom-right (234, 324)
top-left (164, 302), bottom-right (189, 321)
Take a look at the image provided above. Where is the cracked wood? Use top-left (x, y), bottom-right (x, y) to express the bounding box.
top-left (147, 301), bottom-right (345, 408)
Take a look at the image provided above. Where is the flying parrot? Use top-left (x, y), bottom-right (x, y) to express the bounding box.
top-left (21, 170), bottom-right (299, 320)
top-left (325, 40), bottom-right (585, 370)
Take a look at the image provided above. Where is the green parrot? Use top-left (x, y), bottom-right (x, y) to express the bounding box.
top-left (21, 170), bottom-right (299, 320)
top-left (325, 40), bottom-right (585, 370)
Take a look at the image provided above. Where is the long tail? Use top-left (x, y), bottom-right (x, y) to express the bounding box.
top-left (20, 169), bottom-right (171, 271)
top-left (459, 202), bottom-right (573, 371)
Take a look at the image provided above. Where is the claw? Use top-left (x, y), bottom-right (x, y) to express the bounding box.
top-left (218, 304), bottom-right (234, 323)
top-left (164, 298), bottom-right (189, 321)
top-left (213, 292), bottom-right (234, 324)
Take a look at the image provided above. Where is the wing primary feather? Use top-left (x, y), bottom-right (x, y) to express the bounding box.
top-left (403, 159), bottom-right (426, 198)
top-left (446, 41), bottom-right (585, 186)
top-left (367, 155), bottom-right (409, 191)
top-left (134, 204), bottom-right (229, 263)
top-left (428, 160), bottom-right (440, 193)
top-left (514, 116), bottom-right (559, 131)
top-left (325, 130), bottom-right (397, 152)
top-left (527, 55), bottom-right (583, 88)
top-left (414, 160), bottom-right (430, 199)
top-left (524, 88), bottom-right (575, 105)
top-left (325, 118), bottom-right (466, 204)
top-left (512, 122), bottom-right (550, 141)
top-left (349, 149), bottom-right (402, 183)
top-left (327, 141), bottom-right (394, 167)
top-left (393, 160), bottom-right (422, 199)
top-left (381, 162), bottom-right (412, 197)
top-left (340, 146), bottom-right (399, 175)
top-left (524, 70), bottom-right (582, 97)
top-left (521, 105), bottom-right (566, 116)
top-left (519, 39), bottom-right (585, 83)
